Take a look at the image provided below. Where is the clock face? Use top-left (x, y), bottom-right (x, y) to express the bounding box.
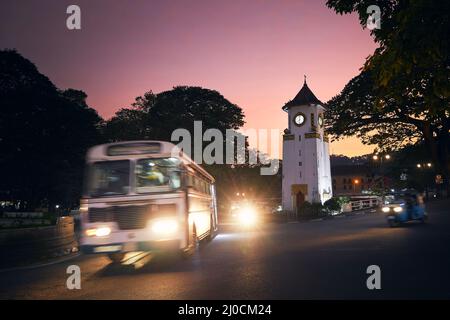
top-left (294, 113), bottom-right (305, 126)
top-left (318, 114), bottom-right (324, 127)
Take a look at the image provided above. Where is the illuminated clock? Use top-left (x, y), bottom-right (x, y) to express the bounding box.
top-left (318, 114), bottom-right (324, 127)
top-left (293, 112), bottom-right (305, 126)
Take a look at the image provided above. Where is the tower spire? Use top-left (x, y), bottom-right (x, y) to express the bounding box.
top-left (304, 74), bottom-right (307, 85)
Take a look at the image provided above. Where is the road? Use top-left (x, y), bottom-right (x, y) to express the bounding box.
top-left (1, 199), bottom-right (449, 299)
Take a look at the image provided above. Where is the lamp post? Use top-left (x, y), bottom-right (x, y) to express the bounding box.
top-left (352, 179), bottom-right (360, 194)
top-left (372, 153), bottom-right (391, 202)
top-left (416, 162), bottom-right (433, 200)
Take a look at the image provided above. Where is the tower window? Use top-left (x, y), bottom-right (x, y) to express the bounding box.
top-left (298, 135), bottom-right (302, 141)
top-left (299, 162), bottom-right (302, 166)
top-left (299, 150), bottom-right (301, 156)
top-left (299, 171), bottom-right (302, 178)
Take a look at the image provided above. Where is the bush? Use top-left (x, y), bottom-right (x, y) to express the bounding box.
top-left (298, 201), bottom-right (327, 219)
top-left (324, 198), bottom-right (341, 212)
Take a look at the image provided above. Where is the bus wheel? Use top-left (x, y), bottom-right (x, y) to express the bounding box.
top-left (181, 225), bottom-right (198, 259)
top-left (108, 253), bottom-right (125, 263)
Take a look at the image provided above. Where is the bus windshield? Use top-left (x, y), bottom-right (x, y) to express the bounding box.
top-left (85, 160), bottom-right (130, 197)
top-left (135, 157), bottom-right (182, 193)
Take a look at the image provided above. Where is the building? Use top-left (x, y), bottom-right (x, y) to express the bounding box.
top-left (331, 165), bottom-right (387, 195)
top-left (281, 78), bottom-right (332, 211)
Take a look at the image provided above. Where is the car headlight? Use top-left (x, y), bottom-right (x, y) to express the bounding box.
top-left (85, 226), bottom-right (111, 237)
top-left (382, 207), bottom-right (390, 213)
top-left (151, 218), bottom-right (178, 234)
top-left (393, 206), bottom-right (403, 213)
top-left (238, 207), bottom-right (257, 226)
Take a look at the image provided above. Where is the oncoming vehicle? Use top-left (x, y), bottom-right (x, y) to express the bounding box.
top-left (229, 200), bottom-right (259, 228)
top-left (382, 190), bottom-right (427, 227)
top-left (80, 141), bottom-right (218, 262)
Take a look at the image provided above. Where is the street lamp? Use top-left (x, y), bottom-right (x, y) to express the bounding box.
top-left (353, 179), bottom-right (360, 193)
top-left (372, 153), bottom-right (391, 202)
top-left (416, 162), bottom-right (434, 200)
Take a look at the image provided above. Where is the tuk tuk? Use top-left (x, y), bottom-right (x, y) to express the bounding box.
top-left (382, 190), bottom-right (428, 227)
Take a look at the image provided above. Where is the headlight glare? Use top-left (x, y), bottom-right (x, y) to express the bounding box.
top-left (238, 207), bottom-right (257, 226)
top-left (85, 226), bottom-right (111, 237)
top-left (151, 219), bottom-right (178, 234)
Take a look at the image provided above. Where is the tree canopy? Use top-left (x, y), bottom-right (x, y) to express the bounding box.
top-left (325, 0), bottom-right (450, 187)
top-left (104, 86), bottom-right (245, 142)
top-left (0, 50), bottom-right (102, 210)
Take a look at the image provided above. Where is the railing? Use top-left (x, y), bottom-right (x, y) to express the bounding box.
top-left (343, 197), bottom-right (381, 212)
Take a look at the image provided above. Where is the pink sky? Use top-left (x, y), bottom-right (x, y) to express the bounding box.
top-left (0, 0), bottom-right (378, 157)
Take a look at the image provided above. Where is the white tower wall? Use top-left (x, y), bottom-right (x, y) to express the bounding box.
top-left (281, 82), bottom-right (333, 211)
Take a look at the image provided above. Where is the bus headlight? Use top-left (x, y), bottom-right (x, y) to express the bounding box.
top-left (85, 226), bottom-right (111, 237)
top-left (382, 207), bottom-right (390, 213)
top-left (151, 218), bottom-right (178, 235)
top-left (393, 206), bottom-right (403, 213)
top-left (238, 207), bottom-right (257, 226)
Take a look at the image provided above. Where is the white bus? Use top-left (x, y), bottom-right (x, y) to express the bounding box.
top-left (80, 141), bottom-right (218, 262)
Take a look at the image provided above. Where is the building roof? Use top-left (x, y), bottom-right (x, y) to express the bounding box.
top-left (282, 79), bottom-right (323, 111)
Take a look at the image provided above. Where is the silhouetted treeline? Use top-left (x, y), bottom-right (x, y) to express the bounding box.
top-left (0, 50), bottom-right (278, 212)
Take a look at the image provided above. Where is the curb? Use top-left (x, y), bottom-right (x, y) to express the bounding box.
top-left (283, 208), bottom-right (378, 224)
top-left (0, 251), bottom-right (81, 273)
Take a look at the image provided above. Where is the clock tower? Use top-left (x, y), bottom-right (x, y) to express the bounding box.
top-left (281, 78), bottom-right (332, 211)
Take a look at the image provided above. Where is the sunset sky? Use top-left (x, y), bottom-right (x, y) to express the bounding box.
top-left (1, 0), bottom-right (378, 157)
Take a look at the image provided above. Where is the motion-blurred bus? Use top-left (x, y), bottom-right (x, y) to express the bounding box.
top-left (80, 141), bottom-right (218, 262)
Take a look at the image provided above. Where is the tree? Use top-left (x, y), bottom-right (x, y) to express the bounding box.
top-left (0, 50), bottom-right (102, 211)
top-left (325, 0), bottom-right (450, 190)
top-left (104, 86), bottom-right (245, 142)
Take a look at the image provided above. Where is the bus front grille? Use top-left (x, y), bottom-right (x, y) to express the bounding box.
top-left (88, 204), bottom-right (176, 230)
top-left (89, 205), bottom-right (150, 230)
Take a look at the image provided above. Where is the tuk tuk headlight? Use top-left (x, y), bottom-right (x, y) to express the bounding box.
top-left (393, 206), bottom-right (403, 213)
top-left (382, 207), bottom-right (390, 213)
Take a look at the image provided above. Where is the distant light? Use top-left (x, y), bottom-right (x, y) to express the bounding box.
top-left (417, 164), bottom-right (422, 168)
top-left (55, 205), bottom-right (60, 209)
top-left (242, 193), bottom-right (245, 197)
top-left (427, 163), bottom-right (432, 167)
top-left (385, 155), bottom-right (391, 160)
top-left (353, 179), bottom-right (360, 184)
top-left (236, 192), bottom-right (240, 196)
top-left (373, 155), bottom-right (378, 160)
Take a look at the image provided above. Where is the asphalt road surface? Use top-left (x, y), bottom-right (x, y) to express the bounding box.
top-left (1, 199), bottom-right (449, 299)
